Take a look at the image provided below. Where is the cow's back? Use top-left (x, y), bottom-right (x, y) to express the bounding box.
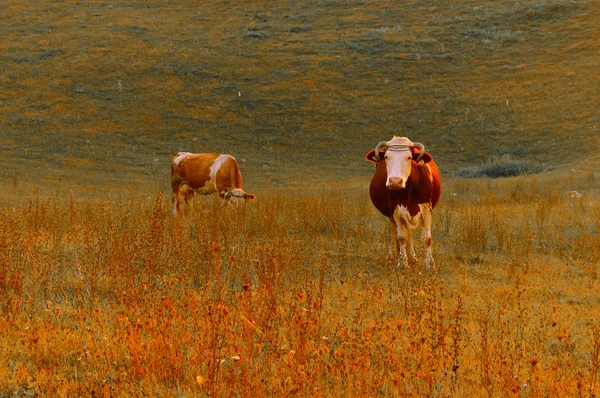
top-left (172, 153), bottom-right (220, 190)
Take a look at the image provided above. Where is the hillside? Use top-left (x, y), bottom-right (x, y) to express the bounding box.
top-left (1, 0), bottom-right (598, 194)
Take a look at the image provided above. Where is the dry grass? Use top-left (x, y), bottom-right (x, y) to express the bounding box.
top-left (1, 1), bottom-right (599, 395)
top-left (0, 171), bottom-right (598, 396)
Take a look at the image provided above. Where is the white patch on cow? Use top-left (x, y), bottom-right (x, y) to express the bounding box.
top-left (190, 154), bottom-right (231, 195)
top-left (384, 147), bottom-right (413, 189)
top-left (209, 154), bottom-right (229, 187)
top-left (173, 152), bottom-right (192, 166)
top-left (396, 205), bottom-right (421, 228)
top-left (226, 188), bottom-right (248, 206)
top-left (229, 188), bottom-right (246, 198)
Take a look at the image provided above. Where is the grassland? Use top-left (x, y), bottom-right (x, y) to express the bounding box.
top-left (1, 0), bottom-right (599, 396)
top-left (0, 173), bottom-right (599, 396)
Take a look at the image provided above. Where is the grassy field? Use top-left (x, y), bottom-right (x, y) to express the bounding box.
top-left (1, 0), bottom-right (599, 396)
top-left (0, 173), bottom-right (599, 396)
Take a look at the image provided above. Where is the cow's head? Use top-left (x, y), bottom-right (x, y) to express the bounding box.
top-left (366, 136), bottom-right (431, 190)
top-left (224, 188), bottom-right (256, 204)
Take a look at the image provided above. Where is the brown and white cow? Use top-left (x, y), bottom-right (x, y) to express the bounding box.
top-left (366, 136), bottom-right (441, 269)
top-left (171, 152), bottom-right (255, 214)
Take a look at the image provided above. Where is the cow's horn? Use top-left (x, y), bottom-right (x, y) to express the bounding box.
top-left (413, 142), bottom-right (425, 162)
top-left (374, 141), bottom-right (388, 161)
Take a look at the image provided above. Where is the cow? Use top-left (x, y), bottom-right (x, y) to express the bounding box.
top-left (366, 136), bottom-right (441, 269)
top-left (171, 152), bottom-right (256, 214)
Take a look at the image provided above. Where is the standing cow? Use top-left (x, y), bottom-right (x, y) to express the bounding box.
top-left (171, 152), bottom-right (255, 214)
top-left (366, 137), bottom-right (441, 269)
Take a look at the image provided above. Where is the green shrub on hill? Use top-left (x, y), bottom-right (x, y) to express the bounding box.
top-left (456, 155), bottom-right (543, 178)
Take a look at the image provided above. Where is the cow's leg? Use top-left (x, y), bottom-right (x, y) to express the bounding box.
top-left (170, 170), bottom-right (182, 215)
top-left (388, 221), bottom-right (399, 261)
top-left (171, 183), bottom-right (182, 215)
top-left (406, 226), bottom-right (419, 265)
top-left (393, 208), bottom-right (409, 268)
top-left (172, 193), bottom-right (180, 215)
top-left (419, 203), bottom-right (435, 270)
top-left (396, 205), bottom-right (419, 265)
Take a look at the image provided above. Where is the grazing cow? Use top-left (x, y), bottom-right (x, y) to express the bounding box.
top-left (366, 136), bottom-right (441, 269)
top-left (171, 152), bottom-right (255, 214)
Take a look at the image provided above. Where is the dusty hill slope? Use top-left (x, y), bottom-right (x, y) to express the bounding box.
top-left (1, 0), bottom-right (598, 193)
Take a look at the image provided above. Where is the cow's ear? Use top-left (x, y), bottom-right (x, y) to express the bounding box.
top-left (412, 149), bottom-right (433, 163)
top-left (366, 150), bottom-right (385, 163)
top-left (246, 194), bottom-right (256, 201)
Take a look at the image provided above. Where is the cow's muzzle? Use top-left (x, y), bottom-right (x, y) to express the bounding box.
top-left (387, 177), bottom-right (405, 190)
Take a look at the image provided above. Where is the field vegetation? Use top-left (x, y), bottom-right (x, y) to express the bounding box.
top-left (0, 173), bottom-right (599, 396)
top-left (456, 155), bottom-right (544, 179)
top-left (1, 0), bottom-right (599, 396)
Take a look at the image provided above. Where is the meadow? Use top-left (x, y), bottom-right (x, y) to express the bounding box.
top-left (1, 0), bottom-right (599, 395)
top-left (0, 171), bottom-right (599, 396)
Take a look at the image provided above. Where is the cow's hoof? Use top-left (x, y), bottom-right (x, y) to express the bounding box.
top-left (425, 260), bottom-right (436, 272)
